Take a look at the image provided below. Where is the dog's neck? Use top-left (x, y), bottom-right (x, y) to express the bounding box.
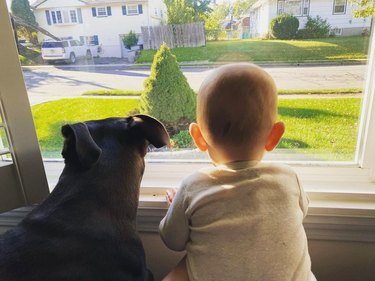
top-left (52, 156), bottom-right (144, 227)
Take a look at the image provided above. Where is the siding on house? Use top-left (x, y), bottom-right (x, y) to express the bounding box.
top-left (33, 0), bottom-right (167, 57)
top-left (249, 0), bottom-right (371, 38)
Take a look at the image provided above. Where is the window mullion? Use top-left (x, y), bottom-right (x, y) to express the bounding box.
top-left (358, 23), bottom-right (375, 179)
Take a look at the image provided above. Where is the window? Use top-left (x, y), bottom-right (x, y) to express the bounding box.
top-left (122, 4), bottom-right (143, 15)
top-left (81, 35), bottom-right (100, 46)
top-left (333, 0), bottom-right (347, 14)
top-left (277, 0), bottom-right (310, 16)
top-left (70, 10), bottom-right (78, 23)
top-left (92, 6), bottom-right (112, 17)
top-left (46, 9), bottom-right (80, 25)
top-left (1, 0), bottom-right (375, 225)
top-left (97, 7), bottom-right (107, 16)
top-left (127, 5), bottom-right (139, 15)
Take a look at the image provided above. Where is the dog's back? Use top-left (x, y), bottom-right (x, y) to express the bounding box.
top-left (0, 115), bottom-right (168, 281)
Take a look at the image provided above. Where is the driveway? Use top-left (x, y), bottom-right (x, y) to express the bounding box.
top-left (23, 64), bottom-right (366, 105)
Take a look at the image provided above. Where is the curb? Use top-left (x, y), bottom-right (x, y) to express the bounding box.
top-left (22, 59), bottom-right (366, 71)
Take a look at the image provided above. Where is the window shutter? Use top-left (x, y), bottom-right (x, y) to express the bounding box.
top-left (93, 35), bottom-right (99, 45)
top-left (92, 7), bottom-right (97, 17)
top-left (138, 4), bottom-right (143, 14)
top-left (107, 6), bottom-right (112, 16)
top-left (77, 8), bottom-right (83, 23)
top-left (45, 10), bottom-right (51, 25)
top-left (122, 5), bottom-right (127, 15)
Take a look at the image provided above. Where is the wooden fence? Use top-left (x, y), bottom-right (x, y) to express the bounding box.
top-left (141, 22), bottom-right (206, 50)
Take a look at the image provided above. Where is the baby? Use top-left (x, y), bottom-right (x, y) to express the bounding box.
top-left (159, 63), bottom-right (315, 281)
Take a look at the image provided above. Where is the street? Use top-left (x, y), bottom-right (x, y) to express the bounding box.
top-left (23, 64), bottom-right (367, 105)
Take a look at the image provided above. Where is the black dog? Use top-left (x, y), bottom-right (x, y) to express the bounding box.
top-left (0, 114), bottom-right (169, 281)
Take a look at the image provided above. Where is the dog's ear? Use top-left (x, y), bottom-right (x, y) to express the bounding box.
top-left (130, 115), bottom-right (170, 148)
top-left (61, 123), bottom-right (102, 168)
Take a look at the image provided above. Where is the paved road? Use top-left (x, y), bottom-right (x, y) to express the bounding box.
top-left (23, 64), bottom-right (366, 105)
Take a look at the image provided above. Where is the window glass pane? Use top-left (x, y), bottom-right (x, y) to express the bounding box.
top-left (14, 1), bottom-right (372, 168)
top-left (127, 5), bottom-right (138, 15)
top-left (97, 7), bottom-right (107, 16)
top-left (56, 11), bottom-right (62, 23)
top-left (283, 0), bottom-right (302, 15)
top-left (70, 10), bottom-right (78, 23)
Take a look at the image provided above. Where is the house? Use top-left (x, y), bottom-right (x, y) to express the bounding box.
top-left (31, 0), bottom-right (167, 57)
top-left (249, 0), bottom-right (371, 38)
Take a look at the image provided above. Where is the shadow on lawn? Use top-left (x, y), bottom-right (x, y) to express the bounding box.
top-left (278, 138), bottom-right (309, 149)
top-left (278, 107), bottom-right (347, 119)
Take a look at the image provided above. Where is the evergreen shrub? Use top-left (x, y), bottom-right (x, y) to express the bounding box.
top-left (270, 14), bottom-right (299, 39)
top-left (140, 42), bottom-right (196, 133)
top-left (123, 31), bottom-right (138, 49)
top-left (297, 16), bottom-right (331, 39)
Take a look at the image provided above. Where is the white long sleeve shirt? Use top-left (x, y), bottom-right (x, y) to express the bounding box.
top-left (159, 161), bottom-right (312, 281)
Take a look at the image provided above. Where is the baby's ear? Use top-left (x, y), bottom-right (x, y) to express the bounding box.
top-left (265, 122), bottom-right (285, 152)
top-left (189, 123), bottom-right (208, 152)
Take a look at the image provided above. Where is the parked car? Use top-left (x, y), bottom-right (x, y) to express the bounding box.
top-left (41, 39), bottom-right (93, 64)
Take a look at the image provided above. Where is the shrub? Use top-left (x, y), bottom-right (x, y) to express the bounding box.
top-left (297, 16), bottom-right (331, 39)
top-left (123, 31), bottom-right (138, 49)
top-left (171, 130), bottom-right (194, 148)
top-left (270, 14), bottom-right (299, 40)
top-left (139, 42), bottom-right (196, 133)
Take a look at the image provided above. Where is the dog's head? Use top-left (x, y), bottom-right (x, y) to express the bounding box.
top-left (61, 114), bottom-right (169, 169)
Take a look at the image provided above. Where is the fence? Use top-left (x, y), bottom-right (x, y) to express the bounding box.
top-left (141, 22), bottom-right (206, 50)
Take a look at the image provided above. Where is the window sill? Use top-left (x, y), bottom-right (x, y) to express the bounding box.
top-left (5, 161), bottom-right (372, 241)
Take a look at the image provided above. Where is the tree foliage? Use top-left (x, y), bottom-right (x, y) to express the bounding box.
top-left (11, 0), bottom-right (37, 27)
top-left (164, 0), bottom-right (212, 24)
top-left (140, 43), bottom-right (196, 131)
top-left (122, 31), bottom-right (138, 49)
top-left (351, 0), bottom-right (375, 18)
top-left (232, 0), bottom-right (255, 19)
top-left (270, 14), bottom-right (299, 39)
top-left (204, 1), bottom-right (230, 40)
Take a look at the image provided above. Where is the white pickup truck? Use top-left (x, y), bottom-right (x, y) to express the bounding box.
top-left (41, 39), bottom-right (96, 64)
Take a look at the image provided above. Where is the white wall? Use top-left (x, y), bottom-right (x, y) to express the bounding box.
top-left (250, 0), bottom-right (371, 38)
top-left (34, 1), bottom-right (166, 57)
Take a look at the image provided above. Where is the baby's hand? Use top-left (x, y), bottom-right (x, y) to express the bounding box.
top-left (166, 189), bottom-right (177, 206)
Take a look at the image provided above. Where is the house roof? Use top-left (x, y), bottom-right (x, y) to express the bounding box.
top-left (32, 0), bottom-right (146, 9)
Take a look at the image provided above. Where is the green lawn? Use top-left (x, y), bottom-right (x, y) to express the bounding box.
top-left (31, 97), bottom-right (361, 160)
top-left (32, 98), bottom-right (139, 157)
top-left (137, 36), bottom-right (369, 63)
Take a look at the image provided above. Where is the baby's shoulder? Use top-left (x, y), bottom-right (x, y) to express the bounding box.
top-left (258, 162), bottom-right (297, 177)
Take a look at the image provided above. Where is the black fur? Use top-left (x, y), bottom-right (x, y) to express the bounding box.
top-left (0, 115), bottom-right (169, 281)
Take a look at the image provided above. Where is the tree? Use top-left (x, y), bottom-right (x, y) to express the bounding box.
top-left (164, 0), bottom-right (212, 24)
top-left (351, 0), bottom-right (375, 18)
top-left (140, 43), bottom-right (196, 132)
top-left (232, 0), bottom-right (255, 19)
top-left (11, 0), bottom-right (37, 28)
top-left (165, 0), bottom-right (195, 24)
top-left (204, 1), bottom-right (231, 40)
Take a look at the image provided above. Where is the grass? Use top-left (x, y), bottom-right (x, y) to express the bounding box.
top-left (31, 97), bottom-right (361, 160)
top-left (277, 97), bottom-right (361, 160)
top-left (32, 98), bottom-right (139, 157)
top-left (137, 36), bottom-right (369, 63)
top-left (278, 88), bottom-right (362, 95)
top-left (82, 89), bottom-right (143, 96)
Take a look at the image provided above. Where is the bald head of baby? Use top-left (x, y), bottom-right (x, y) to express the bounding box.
top-left (197, 63), bottom-right (278, 154)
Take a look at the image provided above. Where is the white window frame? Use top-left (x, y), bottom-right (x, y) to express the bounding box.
top-left (96, 7), bottom-right (108, 17)
top-left (333, 0), bottom-right (347, 14)
top-left (49, 9), bottom-right (79, 25)
top-left (0, 0), bottom-right (375, 241)
top-left (127, 4), bottom-right (139, 15)
top-left (69, 10), bottom-right (78, 23)
top-left (277, 0), bottom-right (310, 16)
